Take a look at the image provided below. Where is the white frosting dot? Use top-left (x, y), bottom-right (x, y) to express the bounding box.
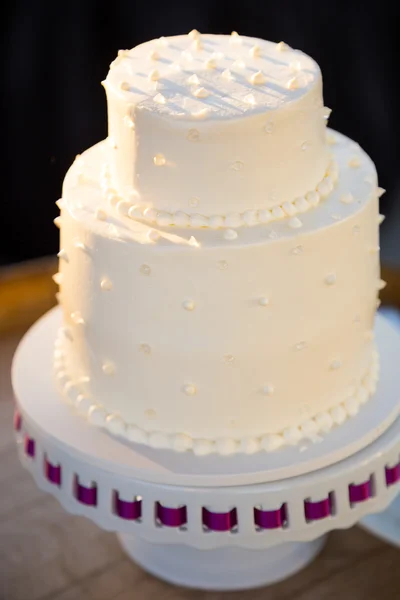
top-left (258, 296), bottom-right (269, 307)
top-left (172, 434), bottom-right (193, 452)
top-left (100, 277), bottom-right (112, 291)
top-left (378, 214), bottom-right (385, 224)
top-left (294, 341), bottom-right (307, 352)
top-left (205, 58), bottom-right (217, 69)
top-left (264, 121), bottom-right (274, 134)
top-left (340, 192), bottom-right (354, 204)
top-left (315, 412), bottom-right (333, 433)
top-left (216, 438), bottom-right (237, 455)
top-left (52, 272), bottom-right (63, 286)
top-left (127, 426), bottom-right (148, 445)
top-left (260, 383), bottom-right (274, 396)
top-left (377, 279), bottom-right (387, 290)
top-left (188, 235), bottom-right (200, 247)
top-left (139, 343), bottom-right (151, 354)
top-left (153, 153), bottom-right (166, 166)
top-left (187, 128), bottom-right (200, 142)
top-left (330, 359), bottom-right (342, 370)
top-left (271, 206), bottom-right (285, 219)
top-left (282, 201), bottom-right (296, 216)
top-left (95, 208), bottom-right (107, 221)
top-left (188, 29), bottom-right (200, 40)
top-left (287, 76), bottom-right (300, 90)
top-left (300, 420), bottom-right (319, 437)
top-left (306, 190), bottom-right (320, 206)
top-left (149, 50), bottom-right (159, 60)
top-left (230, 161), bottom-right (244, 172)
top-left (140, 264), bottom-right (151, 275)
top-left (377, 187), bottom-right (386, 198)
top-left (244, 93), bottom-right (256, 105)
top-left (234, 58), bottom-right (248, 71)
top-left (76, 395), bottom-right (92, 416)
top-left (187, 73), bottom-right (200, 85)
top-left (283, 426), bottom-right (303, 444)
top-left (210, 215), bottom-right (225, 229)
top-left (106, 414), bottom-right (126, 436)
top-left (144, 408), bottom-right (157, 419)
top-left (222, 69), bottom-right (233, 80)
top-left (261, 434), bottom-right (284, 452)
top-left (250, 70), bottom-right (266, 85)
top-left (71, 311), bottom-right (84, 325)
top-left (193, 86), bottom-right (209, 98)
top-left (224, 354), bottom-right (235, 365)
top-left (348, 156), bottom-right (361, 168)
top-left (148, 69), bottom-right (160, 81)
top-left (293, 197), bottom-right (310, 213)
top-left (322, 106), bottom-right (332, 120)
top-left (182, 383), bottom-right (196, 396)
top-left (57, 249), bottom-right (68, 262)
top-left (88, 405), bottom-right (107, 426)
top-left (120, 81), bottom-right (130, 91)
top-left (230, 31), bottom-right (241, 44)
top-left (276, 41), bottom-right (289, 52)
top-left (249, 45), bottom-right (261, 58)
top-left (182, 299), bottom-right (195, 311)
top-left (224, 228), bottom-right (238, 241)
top-left (291, 245), bottom-right (304, 255)
top-left (288, 216), bottom-right (303, 229)
top-left (259, 209), bottom-right (272, 223)
top-left (154, 93), bottom-right (166, 105)
top-left (217, 260), bottom-right (228, 270)
top-left (330, 405), bottom-right (347, 425)
top-left (344, 397), bottom-right (359, 417)
top-left (102, 361), bottom-right (115, 376)
top-left (147, 229), bottom-right (160, 242)
top-left (325, 272), bottom-right (337, 286)
top-left (240, 438), bottom-right (260, 454)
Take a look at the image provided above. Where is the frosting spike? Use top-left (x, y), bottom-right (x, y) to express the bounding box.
top-left (188, 29), bottom-right (200, 40)
top-left (250, 71), bottom-right (266, 85)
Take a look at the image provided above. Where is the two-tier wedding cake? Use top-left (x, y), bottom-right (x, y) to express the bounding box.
top-left (53, 32), bottom-right (384, 456)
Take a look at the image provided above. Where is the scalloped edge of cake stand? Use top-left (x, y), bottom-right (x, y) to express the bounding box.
top-left (12, 308), bottom-right (400, 487)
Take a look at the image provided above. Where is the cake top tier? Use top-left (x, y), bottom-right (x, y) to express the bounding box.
top-left (105, 32), bottom-right (319, 121)
top-left (103, 32), bottom-right (329, 219)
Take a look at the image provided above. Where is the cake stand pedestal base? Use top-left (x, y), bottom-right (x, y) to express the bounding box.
top-left (117, 534), bottom-right (327, 591)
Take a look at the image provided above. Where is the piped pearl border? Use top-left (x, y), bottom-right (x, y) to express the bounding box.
top-left (101, 160), bottom-right (338, 229)
top-left (54, 333), bottom-right (379, 456)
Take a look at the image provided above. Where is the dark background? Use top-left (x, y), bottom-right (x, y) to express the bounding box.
top-left (3, 1), bottom-right (399, 265)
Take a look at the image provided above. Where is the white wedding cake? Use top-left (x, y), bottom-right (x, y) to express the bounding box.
top-left (54, 32), bottom-right (384, 456)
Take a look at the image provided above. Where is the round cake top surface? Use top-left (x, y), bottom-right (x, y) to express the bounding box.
top-left (105, 32), bottom-right (320, 120)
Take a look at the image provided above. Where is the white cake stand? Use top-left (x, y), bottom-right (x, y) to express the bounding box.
top-left (12, 309), bottom-right (400, 591)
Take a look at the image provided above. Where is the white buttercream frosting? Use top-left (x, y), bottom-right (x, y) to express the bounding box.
top-left (53, 34), bottom-right (383, 456)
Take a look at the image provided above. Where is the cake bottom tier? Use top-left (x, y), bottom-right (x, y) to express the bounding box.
top-left (54, 334), bottom-right (379, 455)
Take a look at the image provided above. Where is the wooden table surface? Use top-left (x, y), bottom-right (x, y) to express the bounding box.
top-left (1, 261), bottom-right (400, 600)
